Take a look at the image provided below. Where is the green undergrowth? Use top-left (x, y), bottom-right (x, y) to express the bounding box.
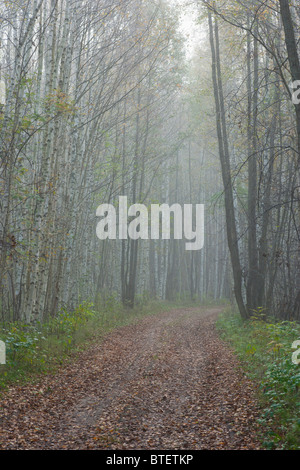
top-left (216, 307), bottom-right (300, 450)
top-left (0, 297), bottom-right (202, 392)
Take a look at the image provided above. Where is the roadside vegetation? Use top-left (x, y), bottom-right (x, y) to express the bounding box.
top-left (216, 308), bottom-right (300, 450)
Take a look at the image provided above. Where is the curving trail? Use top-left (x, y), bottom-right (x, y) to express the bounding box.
top-left (0, 307), bottom-right (262, 450)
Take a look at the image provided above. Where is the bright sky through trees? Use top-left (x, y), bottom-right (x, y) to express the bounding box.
top-left (168, 0), bottom-right (205, 57)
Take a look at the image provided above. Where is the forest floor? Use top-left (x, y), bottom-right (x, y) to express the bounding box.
top-left (0, 307), bottom-right (262, 450)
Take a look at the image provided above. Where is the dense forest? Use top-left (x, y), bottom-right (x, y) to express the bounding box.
top-left (0, 0), bottom-right (300, 453)
top-left (0, 0), bottom-right (299, 323)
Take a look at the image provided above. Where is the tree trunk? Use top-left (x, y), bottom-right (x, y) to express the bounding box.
top-left (279, 0), bottom-right (300, 319)
top-left (208, 11), bottom-right (248, 319)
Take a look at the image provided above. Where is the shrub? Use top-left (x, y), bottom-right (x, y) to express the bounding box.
top-left (217, 308), bottom-right (300, 450)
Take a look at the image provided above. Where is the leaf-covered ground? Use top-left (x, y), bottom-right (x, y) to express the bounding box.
top-left (0, 307), bottom-right (262, 450)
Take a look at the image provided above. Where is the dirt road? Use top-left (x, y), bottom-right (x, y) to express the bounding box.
top-left (0, 307), bottom-right (261, 450)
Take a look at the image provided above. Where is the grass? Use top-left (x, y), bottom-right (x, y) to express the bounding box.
top-left (216, 307), bottom-right (300, 450)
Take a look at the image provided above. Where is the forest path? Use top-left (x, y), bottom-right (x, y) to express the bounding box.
top-left (0, 307), bottom-right (261, 450)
